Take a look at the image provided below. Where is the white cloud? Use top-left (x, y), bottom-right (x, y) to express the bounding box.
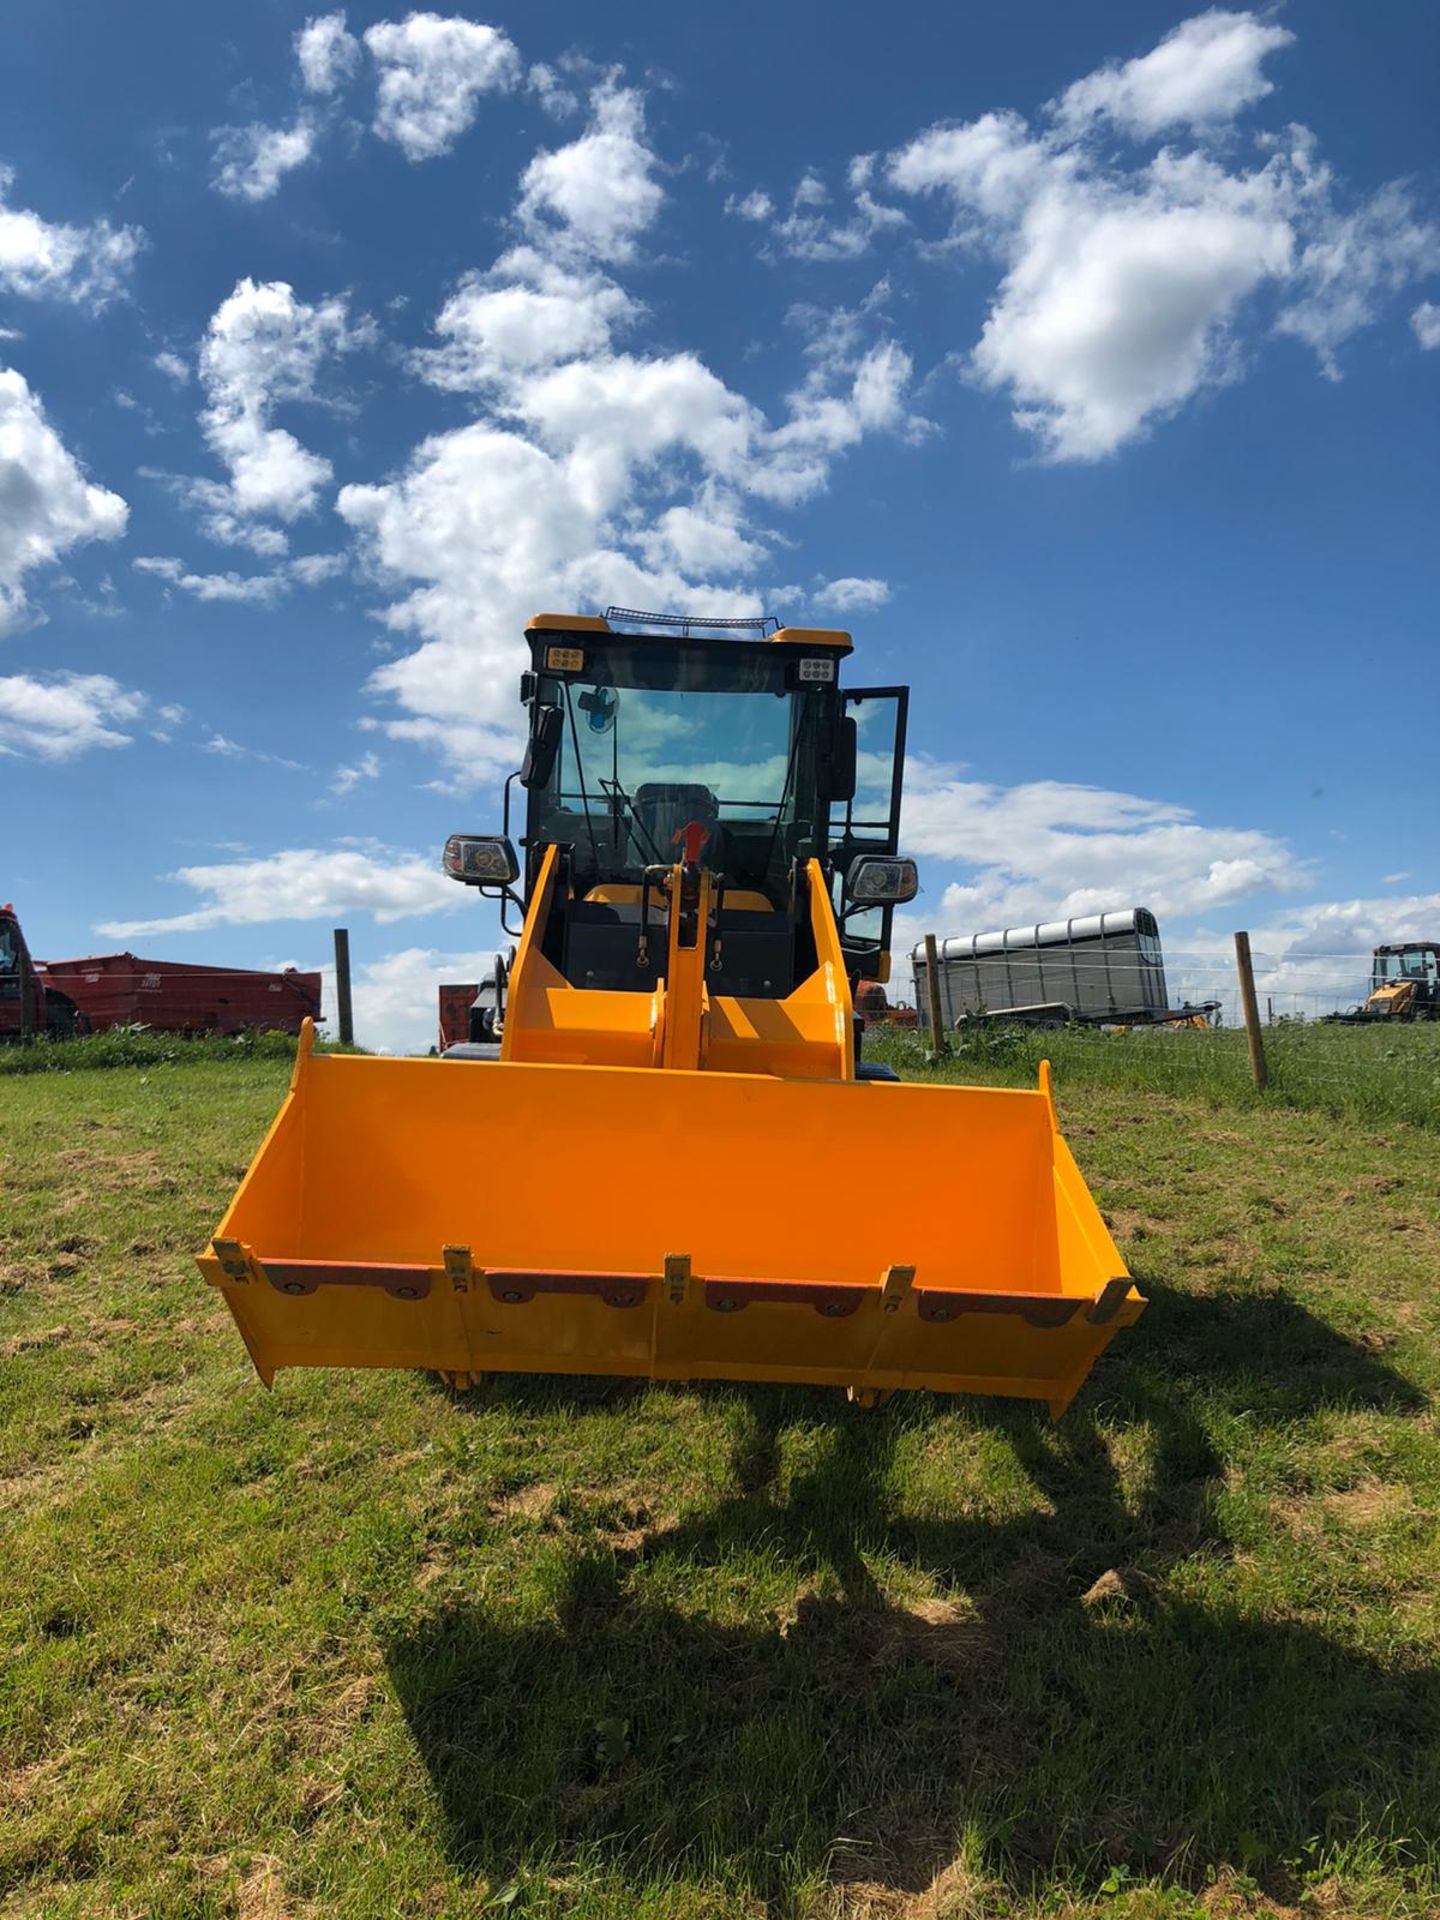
top-left (149, 701), bottom-right (187, 743)
top-left (1413, 302), bottom-right (1440, 350)
top-left (297, 12), bottom-right (361, 95)
top-left (896, 766), bottom-right (1308, 929)
top-left (759, 336), bottom-right (921, 502)
top-left (726, 190), bottom-right (773, 223)
top-left (528, 62), bottom-right (579, 121)
top-left (0, 165), bottom-right (142, 309)
top-left (813, 575), bottom-right (891, 613)
top-left (365, 12), bottom-right (521, 161)
top-left (201, 731), bottom-right (308, 771)
top-left (289, 551), bottom-right (346, 585)
top-left (413, 247), bottom-right (639, 389)
top-left (884, 16), bottom-right (1438, 459)
top-left (195, 278), bottom-right (373, 532)
top-left (890, 116), bottom-right (1297, 460)
top-left (97, 844), bottom-right (461, 937)
top-left (504, 350), bottom-right (761, 479)
top-left (1257, 891), bottom-right (1440, 961)
top-left (0, 670), bottom-right (145, 760)
top-left (636, 500), bottom-right (769, 576)
top-left (170, 477), bottom-right (293, 557)
top-left (887, 111), bottom-right (1049, 222)
top-left (1053, 10), bottom-right (1295, 139)
top-left (0, 366), bottom-right (128, 633)
top-left (331, 749), bottom-right (381, 796)
top-left (200, 278), bottom-right (366, 419)
top-left (518, 80), bottom-right (663, 262)
top-left (340, 108), bottom-right (919, 780)
top-left (337, 397), bottom-right (780, 778)
top-left (133, 550), bottom-right (347, 603)
top-left (134, 556), bottom-right (287, 605)
top-left (152, 350), bottom-right (190, 385)
top-left (1276, 169), bottom-right (1440, 374)
top-left (340, 303), bottom-right (915, 776)
top-left (202, 410), bottom-right (329, 525)
top-left (211, 118), bottom-right (318, 202)
top-left (977, 166), bottom-right (1292, 460)
top-left (334, 940), bottom-right (503, 1053)
top-left (768, 172), bottom-right (908, 262)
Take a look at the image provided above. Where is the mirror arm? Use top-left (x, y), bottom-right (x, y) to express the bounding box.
top-left (498, 885), bottom-right (526, 937)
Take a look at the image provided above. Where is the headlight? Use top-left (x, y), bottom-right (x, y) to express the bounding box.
top-left (443, 834), bottom-right (520, 885)
top-left (845, 855), bottom-right (919, 904)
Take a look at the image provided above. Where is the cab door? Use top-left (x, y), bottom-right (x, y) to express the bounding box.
top-left (828, 686), bottom-right (909, 978)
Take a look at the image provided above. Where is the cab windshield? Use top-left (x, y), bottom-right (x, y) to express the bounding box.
top-left (530, 641), bottom-right (831, 903)
top-left (1376, 949), bottom-right (1437, 982)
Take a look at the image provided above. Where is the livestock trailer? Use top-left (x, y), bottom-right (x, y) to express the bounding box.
top-left (912, 908), bottom-right (1210, 1028)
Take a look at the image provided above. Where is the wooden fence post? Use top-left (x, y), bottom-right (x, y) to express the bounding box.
top-left (923, 932), bottom-right (948, 1060)
top-left (333, 928), bottom-right (355, 1048)
top-left (1234, 931), bottom-right (1267, 1090)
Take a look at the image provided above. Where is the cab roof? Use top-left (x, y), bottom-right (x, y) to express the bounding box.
top-left (527, 611), bottom-right (853, 654)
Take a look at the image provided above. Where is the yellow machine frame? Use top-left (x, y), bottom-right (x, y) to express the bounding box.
top-left (199, 614), bottom-right (1144, 1414)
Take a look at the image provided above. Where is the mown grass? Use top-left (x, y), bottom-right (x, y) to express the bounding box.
top-left (867, 1019), bottom-right (1440, 1132)
top-left (2, 1051), bottom-right (1439, 1918)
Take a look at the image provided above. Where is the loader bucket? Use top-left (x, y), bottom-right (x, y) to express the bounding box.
top-left (199, 1031), bottom-right (1142, 1417)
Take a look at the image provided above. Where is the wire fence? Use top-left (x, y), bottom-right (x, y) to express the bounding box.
top-left (887, 937), bottom-right (1440, 1130)
top-left (867, 1020), bottom-right (1440, 1132)
top-left (900, 947), bottom-right (1397, 1024)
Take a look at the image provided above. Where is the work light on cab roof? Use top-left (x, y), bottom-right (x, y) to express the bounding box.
top-left (198, 608), bottom-right (1144, 1416)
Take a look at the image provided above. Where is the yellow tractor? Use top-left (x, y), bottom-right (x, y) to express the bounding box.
top-left (199, 612), bottom-right (1143, 1416)
top-left (1357, 944), bottom-right (1440, 1021)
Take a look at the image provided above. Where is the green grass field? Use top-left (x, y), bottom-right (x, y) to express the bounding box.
top-left (2, 1035), bottom-right (1439, 1918)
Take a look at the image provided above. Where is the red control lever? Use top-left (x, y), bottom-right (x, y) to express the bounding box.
top-left (674, 820), bottom-right (710, 865)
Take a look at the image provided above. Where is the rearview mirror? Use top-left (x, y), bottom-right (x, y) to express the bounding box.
top-left (520, 705), bottom-right (563, 788)
top-left (844, 854), bottom-right (918, 904)
top-left (443, 834), bottom-right (520, 887)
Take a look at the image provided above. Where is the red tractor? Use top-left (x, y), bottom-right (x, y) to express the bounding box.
top-left (0, 905), bottom-right (86, 1040)
top-left (855, 979), bottom-right (919, 1030)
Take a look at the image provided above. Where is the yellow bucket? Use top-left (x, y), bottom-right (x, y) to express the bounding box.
top-left (198, 1032), bottom-right (1143, 1416)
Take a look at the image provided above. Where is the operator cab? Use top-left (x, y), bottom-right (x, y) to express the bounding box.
top-left (1372, 944), bottom-right (1439, 987)
top-left (443, 611), bottom-right (914, 1003)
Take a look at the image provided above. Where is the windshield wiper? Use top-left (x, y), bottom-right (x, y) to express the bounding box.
top-left (759, 723), bottom-right (803, 884)
top-left (599, 776), bottom-right (667, 866)
top-left (560, 683), bottom-right (603, 878)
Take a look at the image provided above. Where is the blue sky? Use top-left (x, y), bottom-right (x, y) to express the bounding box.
top-left (2, 1), bottom-right (1436, 1048)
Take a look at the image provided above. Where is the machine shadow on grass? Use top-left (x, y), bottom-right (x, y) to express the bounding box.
top-left (389, 1284), bottom-right (1435, 1908)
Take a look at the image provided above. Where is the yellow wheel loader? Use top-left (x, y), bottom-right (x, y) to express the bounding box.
top-left (1344, 944), bottom-right (1440, 1022)
top-left (198, 612), bottom-right (1143, 1416)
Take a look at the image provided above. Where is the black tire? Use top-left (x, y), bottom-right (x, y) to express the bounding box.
top-left (44, 990), bottom-right (87, 1040)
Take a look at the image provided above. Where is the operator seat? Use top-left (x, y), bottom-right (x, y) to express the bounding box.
top-left (629, 782), bottom-right (724, 870)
